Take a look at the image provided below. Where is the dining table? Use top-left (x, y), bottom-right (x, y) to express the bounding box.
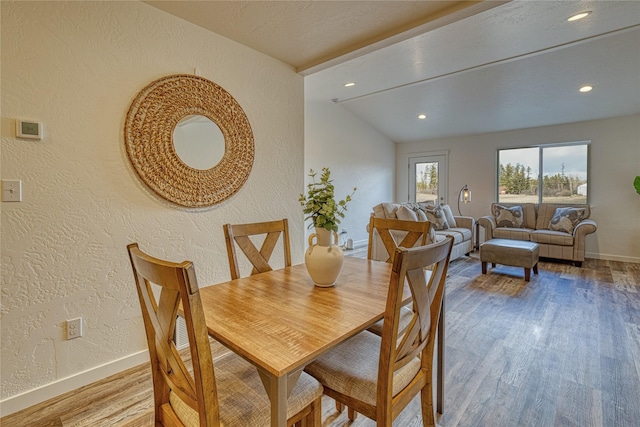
top-left (197, 256), bottom-right (445, 427)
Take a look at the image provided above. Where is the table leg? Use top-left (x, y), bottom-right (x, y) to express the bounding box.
top-left (258, 369), bottom-right (288, 427)
top-left (437, 292), bottom-right (445, 414)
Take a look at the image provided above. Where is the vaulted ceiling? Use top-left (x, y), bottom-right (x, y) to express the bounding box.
top-left (147, 0), bottom-right (640, 142)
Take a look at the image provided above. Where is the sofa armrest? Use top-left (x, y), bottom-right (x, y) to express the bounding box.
top-left (573, 219), bottom-right (597, 237)
top-left (477, 216), bottom-right (496, 240)
top-left (571, 219), bottom-right (597, 263)
top-left (453, 216), bottom-right (475, 231)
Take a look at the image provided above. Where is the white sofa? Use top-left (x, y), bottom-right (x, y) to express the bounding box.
top-left (370, 202), bottom-right (475, 262)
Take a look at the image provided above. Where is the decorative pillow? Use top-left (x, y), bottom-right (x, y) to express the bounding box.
top-left (396, 205), bottom-right (418, 221)
top-left (493, 205), bottom-right (524, 228)
top-left (415, 208), bottom-right (428, 222)
top-left (441, 204), bottom-right (458, 228)
top-left (548, 207), bottom-right (587, 234)
top-left (423, 205), bottom-right (449, 230)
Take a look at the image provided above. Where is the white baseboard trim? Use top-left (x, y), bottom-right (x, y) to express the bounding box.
top-left (352, 239), bottom-right (368, 249)
top-left (586, 252), bottom-right (640, 264)
top-left (0, 350), bottom-right (150, 418)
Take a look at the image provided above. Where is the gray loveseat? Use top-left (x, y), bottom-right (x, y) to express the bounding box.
top-left (478, 203), bottom-right (597, 267)
top-left (370, 202), bottom-right (475, 262)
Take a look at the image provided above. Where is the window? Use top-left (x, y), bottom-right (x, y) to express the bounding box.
top-left (409, 153), bottom-right (447, 204)
top-left (497, 142), bottom-right (589, 204)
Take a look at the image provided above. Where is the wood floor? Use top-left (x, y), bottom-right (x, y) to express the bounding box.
top-left (3, 254), bottom-right (639, 427)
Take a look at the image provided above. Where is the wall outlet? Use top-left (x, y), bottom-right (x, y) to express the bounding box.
top-left (67, 317), bottom-right (83, 340)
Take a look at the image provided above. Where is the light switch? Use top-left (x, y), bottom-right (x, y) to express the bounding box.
top-left (2, 180), bottom-right (22, 202)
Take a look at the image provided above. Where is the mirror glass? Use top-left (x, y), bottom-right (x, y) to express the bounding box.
top-left (173, 115), bottom-right (225, 170)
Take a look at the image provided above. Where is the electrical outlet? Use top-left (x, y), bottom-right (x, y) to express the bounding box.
top-left (67, 317), bottom-right (83, 340)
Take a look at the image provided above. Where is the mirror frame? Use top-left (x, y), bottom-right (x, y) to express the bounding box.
top-left (124, 74), bottom-right (254, 207)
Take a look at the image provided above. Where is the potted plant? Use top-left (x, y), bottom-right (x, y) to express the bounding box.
top-left (299, 167), bottom-right (356, 287)
top-left (299, 167), bottom-right (356, 233)
top-left (635, 176), bottom-right (640, 195)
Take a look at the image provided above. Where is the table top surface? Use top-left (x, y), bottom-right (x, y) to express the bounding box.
top-left (198, 257), bottom-right (395, 377)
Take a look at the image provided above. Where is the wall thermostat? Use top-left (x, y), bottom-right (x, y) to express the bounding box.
top-left (16, 119), bottom-right (43, 140)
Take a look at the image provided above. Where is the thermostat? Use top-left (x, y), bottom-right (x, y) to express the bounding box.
top-left (16, 119), bottom-right (43, 140)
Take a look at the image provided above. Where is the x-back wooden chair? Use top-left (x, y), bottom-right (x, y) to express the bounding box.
top-left (223, 218), bottom-right (291, 280)
top-left (305, 236), bottom-right (454, 427)
top-left (367, 215), bottom-right (433, 263)
top-left (127, 243), bottom-right (321, 426)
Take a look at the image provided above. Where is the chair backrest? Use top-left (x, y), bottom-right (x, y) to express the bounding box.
top-left (376, 236), bottom-right (453, 417)
top-left (127, 243), bottom-right (219, 427)
top-left (367, 215), bottom-right (432, 263)
top-left (223, 219), bottom-right (291, 280)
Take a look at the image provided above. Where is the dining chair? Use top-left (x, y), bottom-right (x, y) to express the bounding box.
top-left (304, 236), bottom-right (454, 427)
top-left (366, 215), bottom-right (433, 336)
top-left (223, 218), bottom-right (291, 280)
top-left (367, 215), bottom-right (434, 263)
top-left (127, 243), bottom-right (322, 426)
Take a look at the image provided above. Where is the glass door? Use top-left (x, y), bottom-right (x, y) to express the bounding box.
top-left (409, 154), bottom-right (447, 205)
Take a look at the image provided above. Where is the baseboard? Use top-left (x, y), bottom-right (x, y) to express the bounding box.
top-left (0, 350), bottom-right (150, 418)
top-left (351, 239), bottom-right (368, 249)
top-left (586, 252), bottom-right (640, 264)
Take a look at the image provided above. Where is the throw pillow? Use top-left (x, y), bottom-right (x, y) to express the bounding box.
top-left (424, 205), bottom-right (450, 230)
top-left (396, 205), bottom-right (418, 221)
top-left (441, 205), bottom-right (458, 228)
top-left (415, 208), bottom-right (428, 222)
top-left (548, 207), bottom-right (587, 234)
top-left (493, 204), bottom-right (524, 228)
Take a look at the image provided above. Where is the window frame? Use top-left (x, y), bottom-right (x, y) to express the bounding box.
top-left (496, 141), bottom-right (590, 205)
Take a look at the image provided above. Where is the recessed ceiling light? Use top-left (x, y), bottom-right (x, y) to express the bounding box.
top-left (579, 85), bottom-right (593, 93)
top-left (344, 82), bottom-right (355, 87)
top-left (418, 114), bottom-right (427, 120)
top-left (568, 11), bottom-right (591, 22)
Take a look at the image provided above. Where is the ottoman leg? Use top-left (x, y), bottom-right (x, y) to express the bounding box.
top-left (533, 263), bottom-right (539, 275)
top-left (482, 262), bottom-right (487, 274)
top-left (524, 268), bottom-right (531, 281)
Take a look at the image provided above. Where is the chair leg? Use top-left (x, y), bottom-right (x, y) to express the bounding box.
top-left (348, 406), bottom-right (357, 421)
top-left (420, 384), bottom-right (436, 427)
top-left (336, 401), bottom-right (344, 412)
top-left (309, 396), bottom-right (321, 427)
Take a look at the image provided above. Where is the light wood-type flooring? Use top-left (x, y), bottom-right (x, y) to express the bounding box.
top-left (3, 253), bottom-right (639, 427)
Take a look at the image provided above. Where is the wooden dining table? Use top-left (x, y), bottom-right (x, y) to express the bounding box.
top-left (197, 256), bottom-right (445, 427)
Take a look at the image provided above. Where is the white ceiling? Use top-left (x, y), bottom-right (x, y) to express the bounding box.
top-left (147, 0), bottom-right (640, 143)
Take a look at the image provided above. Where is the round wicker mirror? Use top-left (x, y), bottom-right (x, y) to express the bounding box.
top-left (124, 74), bottom-right (254, 207)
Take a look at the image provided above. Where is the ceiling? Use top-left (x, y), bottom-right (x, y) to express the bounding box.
top-left (147, 0), bottom-right (640, 143)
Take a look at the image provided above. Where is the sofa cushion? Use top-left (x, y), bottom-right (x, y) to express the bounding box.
top-left (493, 204), bottom-right (525, 228)
top-left (437, 228), bottom-right (471, 245)
top-left (397, 205), bottom-right (418, 221)
top-left (415, 208), bottom-right (428, 222)
top-left (423, 205), bottom-right (449, 230)
top-left (536, 203), bottom-right (590, 230)
top-left (493, 227), bottom-right (533, 241)
top-left (530, 230), bottom-right (574, 246)
top-left (441, 205), bottom-right (458, 228)
top-left (547, 207), bottom-right (588, 234)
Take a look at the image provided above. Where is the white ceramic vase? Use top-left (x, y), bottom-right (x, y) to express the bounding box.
top-left (305, 227), bottom-right (344, 287)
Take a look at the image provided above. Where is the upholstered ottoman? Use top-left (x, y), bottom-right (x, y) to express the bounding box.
top-left (480, 239), bottom-right (539, 281)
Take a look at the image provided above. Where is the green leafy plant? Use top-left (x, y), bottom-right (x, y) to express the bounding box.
top-left (635, 176), bottom-right (640, 195)
top-left (299, 168), bottom-right (356, 233)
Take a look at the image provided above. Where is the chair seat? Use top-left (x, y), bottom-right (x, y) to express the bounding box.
top-left (171, 351), bottom-right (323, 427)
top-left (304, 331), bottom-right (421, 407)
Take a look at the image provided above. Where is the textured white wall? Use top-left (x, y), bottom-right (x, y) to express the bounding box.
top-left (1, 0), bottom-right (304, 408)
top-left (396, 114), bottom-right (640, 263)
top-left (303, 98), bottom-right (395, 246)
